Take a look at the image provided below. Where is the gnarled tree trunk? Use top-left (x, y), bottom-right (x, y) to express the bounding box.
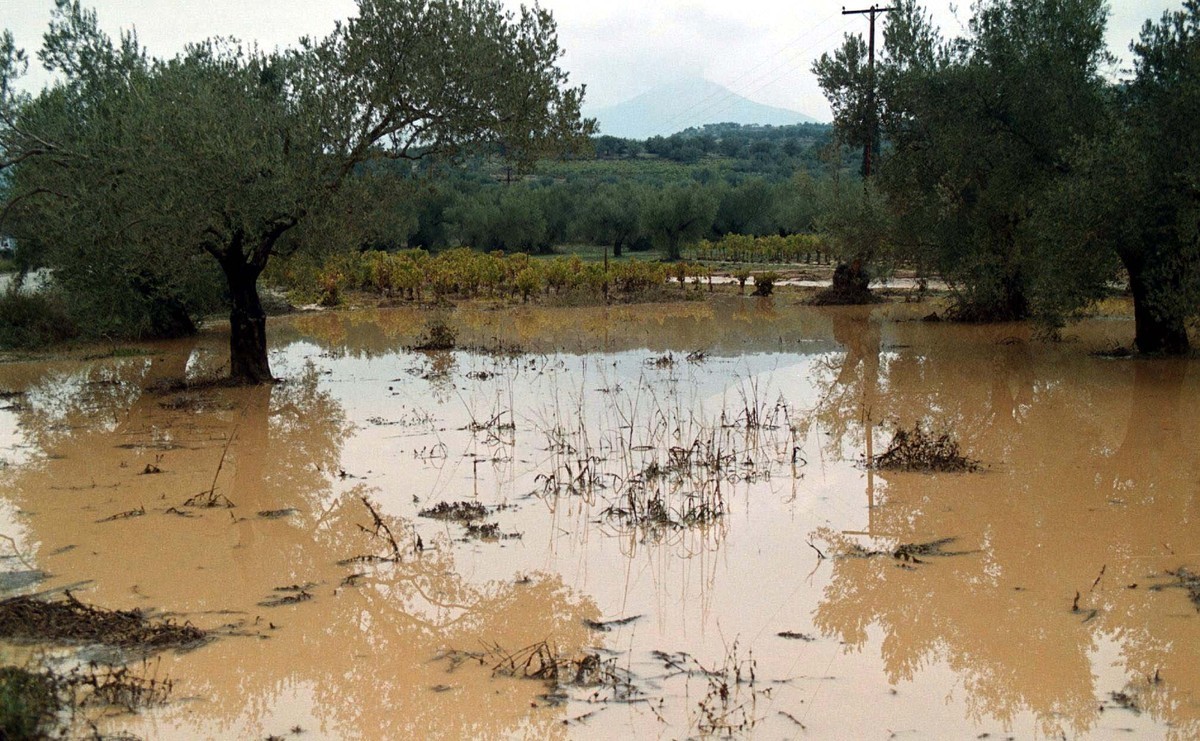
top-left (222, 259), bottom-right (273, 384)
top-left (1127, 256), bottom-right (1189, 354)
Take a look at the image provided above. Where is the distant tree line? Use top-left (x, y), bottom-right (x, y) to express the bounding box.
top-left (3, 0), bottom-right (1196, 364)
top-left (315, 121), bottom-right (850, 261)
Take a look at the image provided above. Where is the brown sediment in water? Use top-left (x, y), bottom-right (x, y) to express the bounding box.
top-left (0, 297), bottom-right (1197, 739)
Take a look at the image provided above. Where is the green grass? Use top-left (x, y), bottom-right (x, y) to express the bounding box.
top-left (0, 666), bottom-right (59, 740)
top-left (0, 292), bottom-right (79, 350)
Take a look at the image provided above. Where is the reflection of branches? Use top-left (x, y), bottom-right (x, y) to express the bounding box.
top-left (805, 340), bottom-right (1200, 737)
top-left (357, 495), bottom-right (402, 561)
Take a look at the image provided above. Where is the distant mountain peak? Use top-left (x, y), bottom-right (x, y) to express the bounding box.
top-left (589, 76), bottom-right (816, 140)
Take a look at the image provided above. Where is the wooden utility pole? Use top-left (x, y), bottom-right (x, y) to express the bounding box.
top-left (842, 5), bottom-right (894, 177)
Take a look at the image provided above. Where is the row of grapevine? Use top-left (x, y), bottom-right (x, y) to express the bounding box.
top-left (688, 234), bottom-right (829, 264)
top-left (275, 249), bottom-right (676, 306)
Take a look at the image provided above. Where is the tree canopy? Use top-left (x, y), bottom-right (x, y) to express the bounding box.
top-left (0, 0), bottom-right (592, 381)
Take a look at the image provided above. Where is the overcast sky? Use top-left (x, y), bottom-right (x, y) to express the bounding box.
top-left (3, 0), bottom-right (1181, 122)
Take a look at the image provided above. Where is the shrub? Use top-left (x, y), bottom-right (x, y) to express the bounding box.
top-left (0, 292), bottom-right (79, 349)
top-left (0, 666), bottom-right (59, 739)
top-left (752, 271), bottom-right (779, 297)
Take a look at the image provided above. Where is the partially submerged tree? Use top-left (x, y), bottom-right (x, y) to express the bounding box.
top-left (813, 175), bottom-right (890, 304)
top-left (1039, 1), bottom-right (1200, 353)
top-left (816, 0), bottom-right (1112, 319)
top-left (0, 0), bottom-right (592, 382)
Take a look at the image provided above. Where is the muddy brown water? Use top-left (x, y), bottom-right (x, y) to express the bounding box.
top-left (0, 297), bottom-right (1197, 739)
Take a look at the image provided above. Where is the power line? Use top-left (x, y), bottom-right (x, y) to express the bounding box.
top-left (662, 18), bottom-right (853, 135)
top-left (841, 4), bottom-right (895, 176)
top-left (648, 11), bottom-right (849, 137)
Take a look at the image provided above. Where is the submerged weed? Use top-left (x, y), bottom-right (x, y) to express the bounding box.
top-left (1149, 567), bottom-right (1200, 610)
top-left (410, 320), bottom-right (457, 351)
top-left (871, 423), bottom-right (980, 473)
top-left (418, 501), bottom-right (488, 522)
top-left (656, 640), bottom-right (772, 735)
top-left (443, 641), bottom-right (642, 705)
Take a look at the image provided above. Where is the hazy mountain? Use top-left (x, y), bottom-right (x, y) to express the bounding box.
top-left (588, 76), bottom-right (817, 140)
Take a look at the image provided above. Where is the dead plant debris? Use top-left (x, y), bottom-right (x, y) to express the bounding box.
top-left (655, 640), bottom-right (773, 735)
top-left (1108, 690), bottom-right (1141, 714)
top-left (583, 615), bottom-right (642, 632)
top-left (257, 509), bottom-right (299, 520)
top-left (871, 424), bottom-right (980, 473)
top-left (419, 501), bottom-right (488, 522)
top-left (441, 641), bottom-right (641, 705)
top-left (838, 537), bottom-right (972, 564)
top-left (183, 490), bottom-right (235, 509)
top-left (1149, 567), bottom-right (1200, 610)
top-left (68, 660), bottom-right (174, 711)
top-left (0, 592), bottom-right (206, 650)
top-left (95, 506), bottom-right (146, 523)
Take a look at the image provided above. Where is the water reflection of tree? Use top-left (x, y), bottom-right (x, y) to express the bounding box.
top-left (806, 322), bottom-right (1200, 737)
top-left (0, 352), bottom-right (601, 738)
top-left (287, 299), bottom-right (835, 360)
top-left (181, 497), bottom-right (599, 739)
top-left (802, 307), bottom-right (881, 463)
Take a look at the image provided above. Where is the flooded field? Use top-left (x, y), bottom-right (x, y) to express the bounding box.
top-left (1, 296), bottom-right (1198, 739)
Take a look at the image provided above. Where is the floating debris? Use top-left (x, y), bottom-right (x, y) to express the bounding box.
top-left (257, 509), bottom-right (299, 520)
top-left (583, 615), bottom-right (641, 632)
top-left (871, 424), bottom-right (980, 473)
top-left (419, 501), bottom-right (488, 522)
top-left (0, 592), bottom-right (206, 650)
top-left (777, 631), bottom-right (816, 641)
top-left (95, 506), bottom-right (146, 523)
top-left (837, 537), bottom-right (972, 564)
top-left (258, 586), bottom-right (314, 608)
top-left (1149, 567), bottom-right (1200, 610)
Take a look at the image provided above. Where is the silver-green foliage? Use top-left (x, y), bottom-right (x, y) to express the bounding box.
top-left (1, 0), bottom-right (591, 376)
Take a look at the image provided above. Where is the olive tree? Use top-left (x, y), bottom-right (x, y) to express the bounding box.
top-left (1, 0), bottom-right (592, 382)
top-left (644, 183), bottom-right (718, 261)
top-left (816, 0), bottom-right (1112, 320)
top-left (1039, 1), bottom-right (1200, 353)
